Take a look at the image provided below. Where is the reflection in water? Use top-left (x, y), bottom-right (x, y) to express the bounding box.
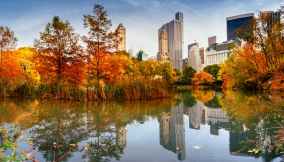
top-left (0, 91), bottom-right (284, 162)
top-left (185, 100), bottom-right (228, 135)
top-left (159, 104), bottom-right (185, 161)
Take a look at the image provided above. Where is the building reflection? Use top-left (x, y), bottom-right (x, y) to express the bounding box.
top-left (116, 126), bottom-right (127, 148)
top-left (158, 96), bottom-right (230, 161)
top-left (159, 104), bottom-right (186, 161)
top-left (185, 101), bottom-right (229, 135)
top-left (186, 101), bottom-right (205, 129)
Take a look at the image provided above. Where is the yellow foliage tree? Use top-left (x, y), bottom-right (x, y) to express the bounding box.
top-left (16, 47), bottom-right (40, 85)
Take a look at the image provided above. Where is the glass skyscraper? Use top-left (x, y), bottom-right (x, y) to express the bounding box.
top-left (226, 13), bottom-right (254, 41)
top-left (158, 12), bottom-right (183, 70)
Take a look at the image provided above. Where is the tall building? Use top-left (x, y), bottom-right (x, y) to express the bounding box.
top-left (188, 42), bottom-right (201, 71)
top-left (158, 12), bottom-right (183, 70)
top-left (158, 28), bottom-right (169, 61)
top-left (115, 23), bottom-right (126, 51)
top-left (227, 13), bottom-right (254, 41)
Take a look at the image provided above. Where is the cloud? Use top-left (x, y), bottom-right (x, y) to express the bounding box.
top-left (120, 0), bottom-right (141, 7)
top-left (0, 0), bottom-right (283, 57)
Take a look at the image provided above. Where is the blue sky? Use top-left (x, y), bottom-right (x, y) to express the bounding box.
top-left (0, 0), bottom-right (283, 58)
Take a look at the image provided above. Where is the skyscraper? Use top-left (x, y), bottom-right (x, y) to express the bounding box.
top-left (227, 13), bottom-right (254, 41)
top-left (115, 23), bottom-right (126, 51)
top-left (158, 28), bottom-right (169, 61)
top-left (158, 12), bottom-right (183, 70)
top-left (188, 42), bottom-right (201, 71)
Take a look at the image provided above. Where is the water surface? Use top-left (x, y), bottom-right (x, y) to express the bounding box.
top-left (1, 90), bottom-right (284, 162)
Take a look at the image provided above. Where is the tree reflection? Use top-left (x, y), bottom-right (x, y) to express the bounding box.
top-left (1, 91), bottom-right (284, 162)
top-left (221, 91), bottom-right (284, 161)
top-left (0, 99), bottom-right (175, 162)
top-left (205, 95), bottom-right (222, 108)
top-left (31, 102), bottom-right (89, 162)
top-left (181, 92), bottom-right (196, 107)
top-left (82, 128), bottom-right (125, 162)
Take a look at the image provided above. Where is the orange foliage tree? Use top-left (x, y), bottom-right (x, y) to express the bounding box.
top-left (0, 26), bottom-right (18, 96)
top-left (192, 71), bottom-right (214, 86)
top-left (220, 43), bottom-right (267, 89)
top-left (0, 51), bottom-right (25, 95)
top-left (34, 16), bottom-right (84, 87)
top-left (99, 53), bottom-right (132, 83)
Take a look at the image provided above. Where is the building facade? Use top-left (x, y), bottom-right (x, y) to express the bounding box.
top-left (199, 47), bottom-right (205, 65)
top-left (205, 40), bottom-right (239, 66)
top-left (115, 23), bottom-right (126, 51)
top-left (158, 28), bottom-right (169, 61)
top-left (208, 36), bottom-right (217, 46)
top-left (158, 12), bottom-right (183, 70)
top-left (227, 13), bottom-right (254, 41)
top-left (188, 42), bottom-right (201, 71)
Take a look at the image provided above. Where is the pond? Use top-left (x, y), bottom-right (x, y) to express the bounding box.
top-left (1, 90), bottom-right (284, 162)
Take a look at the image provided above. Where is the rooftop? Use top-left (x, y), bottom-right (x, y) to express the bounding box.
top-left (227, 13), bottom-right (255, 21)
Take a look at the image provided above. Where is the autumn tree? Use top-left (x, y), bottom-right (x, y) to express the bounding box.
top-left (203, 64), bottom-right (220, 81)
top-left (83, 4), bottom-right (116, 99)
top-left (0, 51), bottom-right (24, 97)
top-left (237, 15), bottom-right (284, 71)
top-left (0, 26), bottom-right (17, 64)
top-left (256, 13), bottom-right (284, 71)
top-left (0, 26), bottom-right (17, 97)
top-left (158, 62), bottom-right (174, 83)
top-left (34, 16), bottom-right (83, 89)
top-left (220, 44), bottom-right (267, 89)
top-left (192, 71), bottom-right (214, 86)
top-left (16, 47), bottom-right (40, 84)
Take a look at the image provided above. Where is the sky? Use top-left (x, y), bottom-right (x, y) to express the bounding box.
top-left (0, 0), bottom-right (283, 58)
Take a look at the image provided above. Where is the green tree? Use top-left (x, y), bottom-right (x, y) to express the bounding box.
top-left (180, 66), bottom-right (196, 84)
top-left (182, 92), bottom-right (196, 107)
top-left (203, 64), bottom-right (220, 80)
